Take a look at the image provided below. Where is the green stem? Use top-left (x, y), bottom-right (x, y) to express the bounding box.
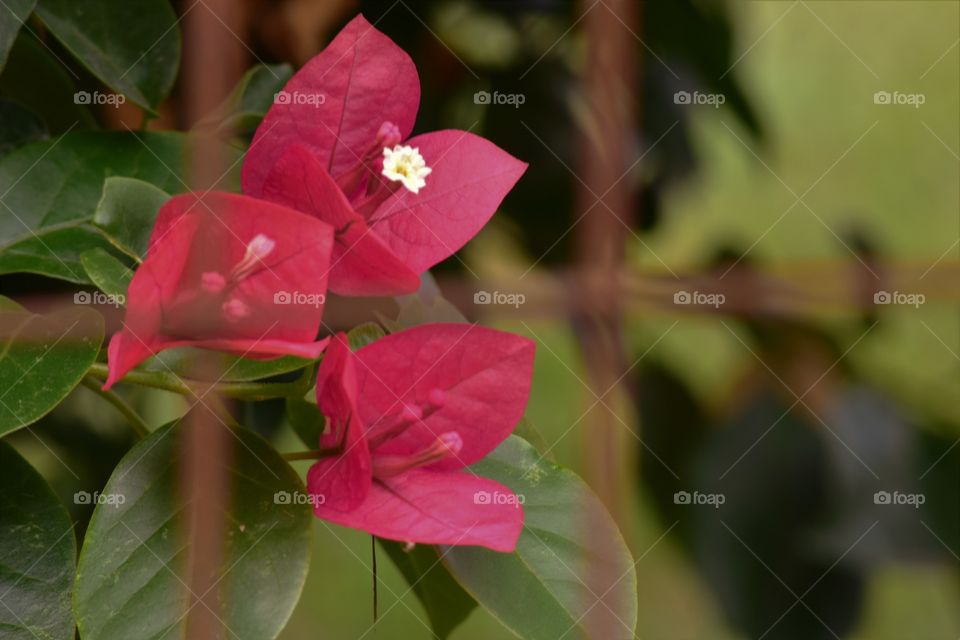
top-left (81, 377), bottom-right (150, 439)
top-left (86, 362), bottom-right (311, 400)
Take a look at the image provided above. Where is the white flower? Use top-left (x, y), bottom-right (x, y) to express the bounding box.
top-left (381, 145), bottom-right (432, 194)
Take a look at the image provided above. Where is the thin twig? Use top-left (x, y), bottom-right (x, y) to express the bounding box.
top-left (80, 376), bottom-right (151, 439)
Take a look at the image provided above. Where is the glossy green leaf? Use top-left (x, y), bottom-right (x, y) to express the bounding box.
top-left (0, 98), bottom-right (46, 158)
top-left (443, 436), bottom-right (638, 640)
top-left (0, 304), bottom-right (103, 436)
top-left (0, 0), bottom-right (36, 70)
top-left (74, 421), bottom-right (312, 640)
top-left (92, 176), bottom-right (170, 260)
top-left (0, 440), bottom-right (76, 640)
top-left (0, 32), bottom-right (96, 132)
top-left (380, 540), bottom-right (477, 639)
top-left (34, 0), bottom-right (180, 109)
top-left (0, 131), bottom-right (238, 283)
top-left (80, 248), bottom-right (132, 299)
top-left (143, 347), bottom-right (314, 383)
top-left (0, 224), bottom-right (117, 283)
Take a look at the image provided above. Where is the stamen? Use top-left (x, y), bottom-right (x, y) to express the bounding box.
top-left (222, 298), bottom-right (250, 321)
top-left (367, 403), bottom-right (423, 450)
top-left (231, 234), bottom-right (276, 279)
top-left (371, 431), bottom-right (463, 477)
top-left (201, 271), bottom-right (226, 293)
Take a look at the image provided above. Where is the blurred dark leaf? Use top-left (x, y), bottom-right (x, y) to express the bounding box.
top-left (380, 540), bottom-right (477, 639)
top-left (0, 0), bottom-right (35, 70)
top-left (285, 396), bottom-right (324, 449)
top-left (202, 62), bottom-right (293, 136)
top-left (0, 98), bottom-right (46, 158)
top-left (35, 0), bottom-right (180, 110)
top-left (0, 32), bottom-right (96, 132)
top-left (689, 390), bottom-right (865, 640)
top-left (0, 439), bottom-right (76, 640)
top-left (346, 321), bottom-right (386, 350)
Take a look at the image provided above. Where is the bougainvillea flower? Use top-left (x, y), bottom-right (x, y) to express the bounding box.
top-left (307, 324), bottom-right (535, 551)
top-left (242, 14), bottom-right (527, 297)
top-left (104, 192), bottom-right (334, 389)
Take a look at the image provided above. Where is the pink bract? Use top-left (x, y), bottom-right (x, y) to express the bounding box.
top-left (242, 14), bottom-right (527, 297)
top-left (307, 325), bottom-right (535, 551)
top-left (104, 191), bottom-right (333, 389)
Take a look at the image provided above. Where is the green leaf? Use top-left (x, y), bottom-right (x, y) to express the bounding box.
top-left (346, 321), bottom-right (385, 350)
top-left (34, 0), bottom-right (181, 110)
top-left (0, 0), bottom-right (36, 71)
top-left (80, 248), bottom-right (132, 299)
top-left (0, 440), bottom-right (76, 640)
top-left (92, 176), bottom-right (170, 260)
top-left (380, 540), bottom-right (477, 639)
top-left (0, 304), bottom-right (103, 436)
top-left (74, 421), bottom-right (312, 640)
top-left (0, 32), bottom-right (96, 132)
top-left (203, 63), bottom-right (293, 135)
top-left (0, 224), bottom-right (118, 283)
top-left (0, 98), bottom-right (46, 158)
top-left (0, 131), bottom-right (237, 283)
top-left (443, 436), bottom-right (638, 640)
top-left (285, 396), bottom-right (325, 448)
top-left (143, 347), bottom-right (314, 383)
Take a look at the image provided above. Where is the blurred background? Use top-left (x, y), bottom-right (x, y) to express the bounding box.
top-left (3, 0), bottom-right (958, 638)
